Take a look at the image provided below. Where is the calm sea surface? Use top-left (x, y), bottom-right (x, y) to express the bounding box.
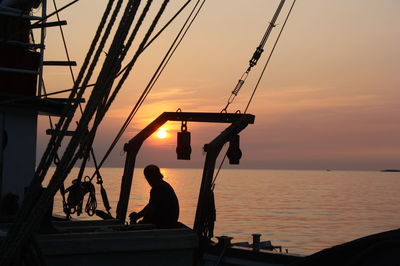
top-left (51, 168), bottom-right (400, 255)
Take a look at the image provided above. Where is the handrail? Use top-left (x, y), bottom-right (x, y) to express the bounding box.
top-left (0, 39), bottom-right (44, 49)
top-left (0, 67), bottom-right (38, 75)
top-left (0, 10), bottom-right (42, 20)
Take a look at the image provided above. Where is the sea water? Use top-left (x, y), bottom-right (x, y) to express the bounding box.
top-left (52, 168), bottom-right (400, 255)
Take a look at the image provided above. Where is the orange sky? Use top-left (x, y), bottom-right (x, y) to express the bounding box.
top-left (37, 0), bottom-right (400, 170)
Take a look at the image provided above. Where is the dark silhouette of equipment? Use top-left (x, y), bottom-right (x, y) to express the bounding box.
top-left (227, 134), bottom-right (242, 165)
top-left (176, 121), bottom-right (191, 160)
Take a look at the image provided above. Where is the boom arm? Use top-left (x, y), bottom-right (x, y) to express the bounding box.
top-left (116, 112), bottom-right (255, 232)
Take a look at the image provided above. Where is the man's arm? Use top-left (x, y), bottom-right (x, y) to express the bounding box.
top-left (129, 204), bottom-right (148, 224)
top-left (129, 188), bottom-right (160, 224)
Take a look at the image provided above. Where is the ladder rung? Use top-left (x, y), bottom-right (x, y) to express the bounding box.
top-left (43, 61), bottom-right (77, 66)
top-left (0, 6), bottom-right (24, 12)
top-left (30, 21), bottom-right (67, 29)
top-left (41, 97), bottom-right (86, 103)
top-left (46, 129), bottom-right (75, 136)
top-left (0, 67), bottom-right (38, 75)
top-left (0, 39), bottom-right (44, 49)
top-left (0, 10), bottom-right (42, 20)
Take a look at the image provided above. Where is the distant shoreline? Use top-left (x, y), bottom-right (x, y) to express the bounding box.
top-left (45, 166), bottom-right (399, 172)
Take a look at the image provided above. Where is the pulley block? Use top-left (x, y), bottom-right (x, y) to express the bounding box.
top-left (176, 121), bottom-right (192, 160)
top-left (227, 134), bottom-right (242, 165)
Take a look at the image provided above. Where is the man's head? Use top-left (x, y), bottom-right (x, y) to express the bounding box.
top-left (144, 164), bottom-right (163, 187)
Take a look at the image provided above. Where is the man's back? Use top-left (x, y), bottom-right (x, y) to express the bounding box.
top-left (146, 180), bottom-right (179, 228)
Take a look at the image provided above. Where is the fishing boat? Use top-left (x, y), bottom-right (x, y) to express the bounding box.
top-left (0, 0), bottom-right (399, 265)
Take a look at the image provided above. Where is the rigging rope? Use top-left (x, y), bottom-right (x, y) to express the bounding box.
top-left (34, 0), bottom-right (121, 187)
top-left (91, 0), bottom-right (207, 177)
top-left (116, 0), bottom-right (193, 78)
top-left (41, 77), bottom-right (69, 214)
top-left (16, 0), bottom-right (121, 226)
top-left (33, 0), bottom-right (124, 218)
top-left (0, 84), bottom-right (97, 105)
top-left (208, 1), bottom-right (297, 237)
top-left (52, 0), bottom-right (100, 216)
top-left (245, 0), bottom-right (297, 113)
top-left (72, 0), bottom-right (143, 216)
top-left (53, 0), bottom-right (76, 83)
top-left (0, 1), bottom-right (126, 264)
top-left (59, 0), bottom-right (149, 217)
top-left (213, 0), bottom-right (297, 189)
top-left (221, 0), bottom-right (286, 113)
top-left (98, 0), bottom-right (164, 115)
top-left (85, 0), bottom-right (162, 179)
top-left (52, 0), bottom-right (143, 220)
top-left (31, 0), bottom-right (80, 26)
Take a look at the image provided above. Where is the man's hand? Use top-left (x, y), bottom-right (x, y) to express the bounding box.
top-left (129, 212), bottom-right (138, 225)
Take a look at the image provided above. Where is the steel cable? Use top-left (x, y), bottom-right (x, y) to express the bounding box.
top-left (0, 1), bottom-right (123, 264)
top-left (214, 0), bottom-right (297, 190)
top-left (91, 0), bottom-right (207, 176)
top-left (244, 0), bottom-right (297, 113)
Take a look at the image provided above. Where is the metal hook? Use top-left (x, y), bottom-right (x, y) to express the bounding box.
top-left (181, 121), bottom-right (187, 132)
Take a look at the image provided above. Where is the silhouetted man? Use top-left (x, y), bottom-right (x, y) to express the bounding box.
top-left (129, 165), bottom-right (179, 228)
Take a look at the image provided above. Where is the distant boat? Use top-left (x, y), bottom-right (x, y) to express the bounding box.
top-left (380, 169), bottom-right (400, 172)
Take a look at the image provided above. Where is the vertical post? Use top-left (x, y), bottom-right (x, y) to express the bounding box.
top-left (116, 113), bottom-right (168, 222)
top-left (252, 234), bottom-right (261, 251)
top-left (193, 148), bottom-right (219, 234)
top-left (0, 113), bottom-right (4, 199)
top-left (193, 118), bottom-right (252, 237)
top-left (37, 0), bottom-right (47, 96)
top-left (116, 144), bottom-right (140, 222)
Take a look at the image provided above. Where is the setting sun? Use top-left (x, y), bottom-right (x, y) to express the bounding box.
top-left (156, 129), bottom-right (168, 139)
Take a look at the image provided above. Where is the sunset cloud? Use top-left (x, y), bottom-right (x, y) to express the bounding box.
top-left (36, 0), bottom-right (399, 170)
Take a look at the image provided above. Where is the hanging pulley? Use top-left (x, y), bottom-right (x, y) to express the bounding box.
top-left (176, 121), bottom-right (192, 160)
top-left (64, 177), bottom-right (97, 217)
top-left (249, 46), bottom-right (264, 68)
top-left (227, 134), bottom-right (242, 165)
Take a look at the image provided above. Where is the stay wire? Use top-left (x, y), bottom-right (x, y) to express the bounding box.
top-left (53, 0), bottom-right (76, 84)
top-left (34, 0), bottom-right (120, 184)
top-left (31, 0), bottom-right (80, 26)
top-left (78, 0), bottom-right (143, 179)
top-left (87, 0), bottom-right (163, 177)
top-left (244, 0), bottom-right (297, 114)
top-left (143, 0), bottom-right (192, 51)
top-left (129, 0), bottom-right (206, 120)
top-left (38, 0), bottom-right (124, 215)
top-left (214, 0), bottom-right (297, 187)
top-left (82, 0), bottom-right (147, 182)
top-left (104, 0), bottom-right (205, 165)
top-left (116, 0), bottom-right (193, 78)
top-left (92, 0), bottom-right (207, 175)
top-left (99, 0), bottom-right (159, 115)
top-left (211, 150), bottom-right (227, 189)
top-left (72, 0), bottom-right (145, 182)
top-left (60, 0), bottom-right (141, 217)
top-left (49, 0), bottom-right (136, 211)
top-left (0, 85), bottom-right (96, 105)
top-left (40, 77), bottom-right (62, 167)
top-left (220, 0), bottom-right (286, 113)
top-left (52, 0), bottom-right (106, 204)
top-left (0, 2), bottom-right (123, 264)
